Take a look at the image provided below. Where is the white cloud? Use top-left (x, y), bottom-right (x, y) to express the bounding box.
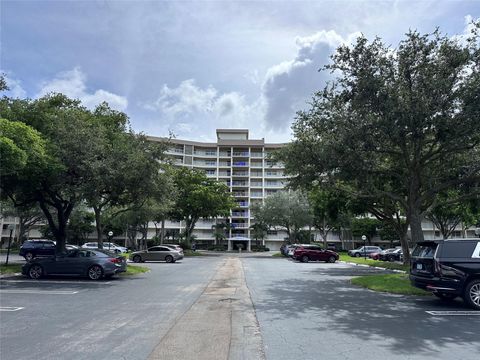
top-left (1, 73), bottom-right (27, 98)
top-left (452, 15), bottom-right (480, 45)
top-left (144, 79), bottom-right (265, 139)
top-left (261, 30), bottom-right (360, 130)
top-left (36, 68), bottom-right (128, 111)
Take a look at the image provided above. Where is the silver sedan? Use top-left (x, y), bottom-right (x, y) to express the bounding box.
top-left (131, 246), bottom-right (184, 263)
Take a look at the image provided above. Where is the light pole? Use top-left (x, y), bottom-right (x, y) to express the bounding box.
top-left (362, 235), bottom-right (367, 260)
top-left (5, 224), bottom-right (15, 265)
top-left (108, 231), bottom-right (113, 250)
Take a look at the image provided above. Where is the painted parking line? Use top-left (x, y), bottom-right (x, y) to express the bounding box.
top-left (0, 306), bottom-right (24, 312)
top-left (0, 289), bottom-right (79, 295)
top-left (0, 279), bottom-right (111, 285)
top-left (426, 311), bottom-right (480, 316)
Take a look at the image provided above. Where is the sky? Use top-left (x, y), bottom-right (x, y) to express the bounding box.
top-left (1, 0), bottom-right (479, 143)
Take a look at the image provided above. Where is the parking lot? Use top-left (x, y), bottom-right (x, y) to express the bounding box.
top-left (1, 255), bottom-right (479, 360)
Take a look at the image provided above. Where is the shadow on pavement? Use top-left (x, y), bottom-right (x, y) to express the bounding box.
top-left (255, 266), bottom-right (479, 356)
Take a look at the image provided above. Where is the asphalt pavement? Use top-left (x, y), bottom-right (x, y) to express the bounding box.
top-left (1, 254), bottom-right (479, 360)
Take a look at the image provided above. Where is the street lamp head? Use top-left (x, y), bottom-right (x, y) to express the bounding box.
top-left (108, 231), bottom-right (113, 237)
top-left (361, 235), bottom-right (367, 241)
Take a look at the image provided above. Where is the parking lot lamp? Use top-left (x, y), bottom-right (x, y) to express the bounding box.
top-left (362, 235), bottom-right (367, 260)
top-left (108, 231), bottom-right (113, 250)
top-left (5, 224), bottom-right (15, 265)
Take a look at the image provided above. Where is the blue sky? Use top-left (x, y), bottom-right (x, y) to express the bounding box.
top-left (2, 1), bottom-right (479, 142)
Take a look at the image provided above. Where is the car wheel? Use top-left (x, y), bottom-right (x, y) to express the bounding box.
top-left (133, 255), bottom-right (142, 263)
top-left (433, 292), bottom-right (457, 301)
top-left (301, 255), bottom-right (309, 263)
top-left (464, 279), bottom-right (480, 310)
top-left (88, 265), bottom-right (103, 280)
top-left (355, 253), bottom-right (361, 258)
top-left (388, 256), bottom-right (395, 262)
top-left (25, 252), bottom-right (34, 261)
top-left (327, 256), bottom-right (336, 263)
top-left (165, 255), bottom-right (174, 263)
top-left (28, 264), bottom-right (43, 279)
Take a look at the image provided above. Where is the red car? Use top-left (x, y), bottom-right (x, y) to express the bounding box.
top-left (293, 245), bottom-right (339, 263)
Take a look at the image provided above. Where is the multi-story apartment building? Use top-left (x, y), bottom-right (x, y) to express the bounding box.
top-left (147, 129), bottom-right (288, 251)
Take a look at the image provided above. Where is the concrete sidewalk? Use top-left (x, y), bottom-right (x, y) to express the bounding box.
top-left (148, 257), bottom-right (265, 360)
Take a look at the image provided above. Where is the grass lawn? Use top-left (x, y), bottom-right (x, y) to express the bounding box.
top-left (121, 264), bottom-right (150, 276)
top-left (271, 252), bottom-right (284, 257)
top-left (351, 273), bottom-right (431, 296)
top-left (0, 263), bottom-right (23, 275)
top-left (339, 254), bottom-right (409, 272)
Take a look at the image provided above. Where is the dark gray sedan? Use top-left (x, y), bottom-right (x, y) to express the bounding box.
top-left (131, 246), bottom-right (184, 263)
top-left (22, 249), bottom-right (127, 280)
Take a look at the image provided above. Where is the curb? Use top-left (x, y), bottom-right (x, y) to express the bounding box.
top-left (339, 261), bottom-right (406, 274)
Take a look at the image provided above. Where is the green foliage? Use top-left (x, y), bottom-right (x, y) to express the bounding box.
top-left (251, 190), bottom-right (312, 242)
top-left (169, 167), bottom-right (235, 243)
top-left (350, 218), bottom-right (380, 243)
top-left (66, 206), bottom-right (95, 245)
top-left (276, 26), bottom-right (480, 263)
top-left (351, 274), bottom-right (429, 296)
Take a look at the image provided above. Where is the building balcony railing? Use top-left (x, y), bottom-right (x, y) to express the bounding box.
top-left (250, 182), bottom-right (262, 187)
top-left (193, 161), bottom-right (217, 167)
top-left (231, 212), bottom-right (248, 217)
top-left (218, 172), bottom-right (231, 177)
top-left (232, 192), bottom-right (248, 197)
top-left (232, 162), bottom-right (248, 167)
top-left (167, 148), bottom-right (184, 154)
top-left (218, 162), bottom-right (231, 167)
top-left (193, 151), bottom-right (217, 157)
top-left (232, 172), bottom-right (248, 177)
top-left (250, 163), bottom-right (262, 168)
top-left (232, 181), bottom-right (248, 186)
top-left (231, 223), bottom-right (249, 229)
top-left (232, 152), bottom-right (249, 157)
top-left (250, 192), bottom-right (263, 198)
top-left (236, 201), bottom-right (249, 207)
top-left (251, 153), bottom-right (263, 158)
top-left (219, 152), bottom-right (231, 157)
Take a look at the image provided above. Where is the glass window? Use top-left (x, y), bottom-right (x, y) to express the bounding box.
top-left (412, 243), bottom-right (437, 258)
top-left (148, 247), bottom-right (160, 252)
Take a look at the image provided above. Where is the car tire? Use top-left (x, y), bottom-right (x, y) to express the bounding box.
top-left (327, 256), bottom-right (336, 263)
top-left (133, 255), bottom-right (142, 263)
top-left (301, 255), bottom-right (309, 263)
top-left (165, 255), bottom-right (174, 263)
top-left (433, 292), bottom-right (457, 301)
top-left (388, 256), bottom-right (395, 262)
top-left (25, 252), bottom-right (34, 261)
top-left (28, 264), bottom-right (43, 279)
top-left (355, 253), bottom-right (361, 258)
top-left (88, 265), bottom-right (103, 280)
top-left (463, 279), bottom-right (480, 310)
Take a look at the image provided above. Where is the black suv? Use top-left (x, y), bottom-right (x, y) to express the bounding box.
top-left (410, 239), bottom-right (480, 310)
top-left (19, 240), bottom-right (56, 261)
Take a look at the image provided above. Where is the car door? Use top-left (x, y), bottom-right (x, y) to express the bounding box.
top-left (39, 241), bottom-right (56, 257)
top-left (317, 248), bottom-right (329, 261)
top-left (157, 247), bottom-right (172, 261)
top-left (145, 247), bottom-right (162, 261)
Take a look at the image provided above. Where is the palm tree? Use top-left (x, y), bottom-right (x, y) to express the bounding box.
top-left (211, 222), bottom-right (231, 247)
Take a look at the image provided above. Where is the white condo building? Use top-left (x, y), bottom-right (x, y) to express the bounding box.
top-left (147, 129), bottom-right (289, 251)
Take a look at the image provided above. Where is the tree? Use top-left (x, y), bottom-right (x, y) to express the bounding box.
top-left (276, 26), bottom-right (480, 262)
top-left (351, 218), bottom-right (379, 245)
top-left (426, 188), bottom-right (480, 239)
top-left (81, 103), bottom-right (168, 249)
top-left (309, 186), bottom-right (349, 248)
top-left (169, 168), bottom-right (235, 245)
top-left (250, 222), bottom-right (268, 247)
top-left (251, 190), bottom-right (312, 242)
top-left (212, 222), bottom-right (231, 246)
top-left (0, 95), bottom-right (99, 252)
top-left (66, 205), bottom-right (95, 245)
top-left (0, 201), bottom-right (44, 244)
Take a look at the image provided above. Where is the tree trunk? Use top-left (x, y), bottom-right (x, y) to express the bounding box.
top-left (409, 208), bottom-right (425, 244)
top-left (93, 206), bottom-right (104, 249)
top-left (38, 200), bottom-right (73, 253)
top-left (160, 219), bottom-right (165, 244)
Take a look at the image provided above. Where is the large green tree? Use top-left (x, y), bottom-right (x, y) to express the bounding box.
top-left (251, 190), bottom-right (312, 242)
top-left (277, 26), bottom-right (480, 261)
top-left (169, 168), bottom-right (235, 244)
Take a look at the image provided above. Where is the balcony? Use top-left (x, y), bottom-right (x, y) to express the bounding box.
top-left (250, 172), bottom-right (263, 178)
top-left (250, 162), bottom-right (262, 168)
top-left (231, 223), bottom-right (249, 229)
top-left (193, 151), bottom-right (217, 157)
top-left (250, 192), bottom-right (263, 198)
top-left (232, 151), bottom-right (249, 157)
top-left (232, 161), bottom-right (248, 167)
top-left (232, 181), bottom-right (248, 187)
top-left (167, 148), bottom-right (184, 154)
top-left (193, 161), bottom-right (217, 167)
top-left (251, 152), bottom-right (263, 158)
top-left (236, 201), bottom-right (249, 208)
top-left (232, 192), bottom-right (248, 197)
top-left (219, 151), bottom-right (231, 157)
top-left (232, 172), bottom-right (248, 177)
top-left (218, 162), bottom-right (231, 167)
top-left (250, 181), bottom-right (262, 187)
top-left (218, 172), bottom-right (231, 177)
top-left (231, 211), bottom-right (248, 218)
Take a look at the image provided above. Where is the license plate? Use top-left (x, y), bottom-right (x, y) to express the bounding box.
top-left (416, 263), bottom-right (423, 270)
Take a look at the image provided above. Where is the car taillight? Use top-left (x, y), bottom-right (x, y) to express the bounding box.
top-left (434, 259), bottom-right (441, 275)
top-left (109, 258), bottom-right (122, 263)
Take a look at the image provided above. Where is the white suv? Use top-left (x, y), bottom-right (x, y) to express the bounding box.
top-left (82, 242), bottom-right (127, 253)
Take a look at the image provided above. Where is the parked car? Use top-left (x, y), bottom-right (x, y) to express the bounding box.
top-left (379, 248), bottom-right (403, 262)
top-left (287, 244), bottom-right (301, 257)
top-left (22, 248), bottom-right (127, 280)
top-left (130, 246), bottom-right (184, 263)
top-left (293, 245), bottom-right (339, 263)
top-left (410, 239), bottom-right (480, 310)
top-left (82, 242), bottom-right (127, 253)
top-left (348, 246), bottom-right (383, 257)
top-left (19, 240), bottom-right (56, 261)
top-left (162, 244), bottom-right (184, 252)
